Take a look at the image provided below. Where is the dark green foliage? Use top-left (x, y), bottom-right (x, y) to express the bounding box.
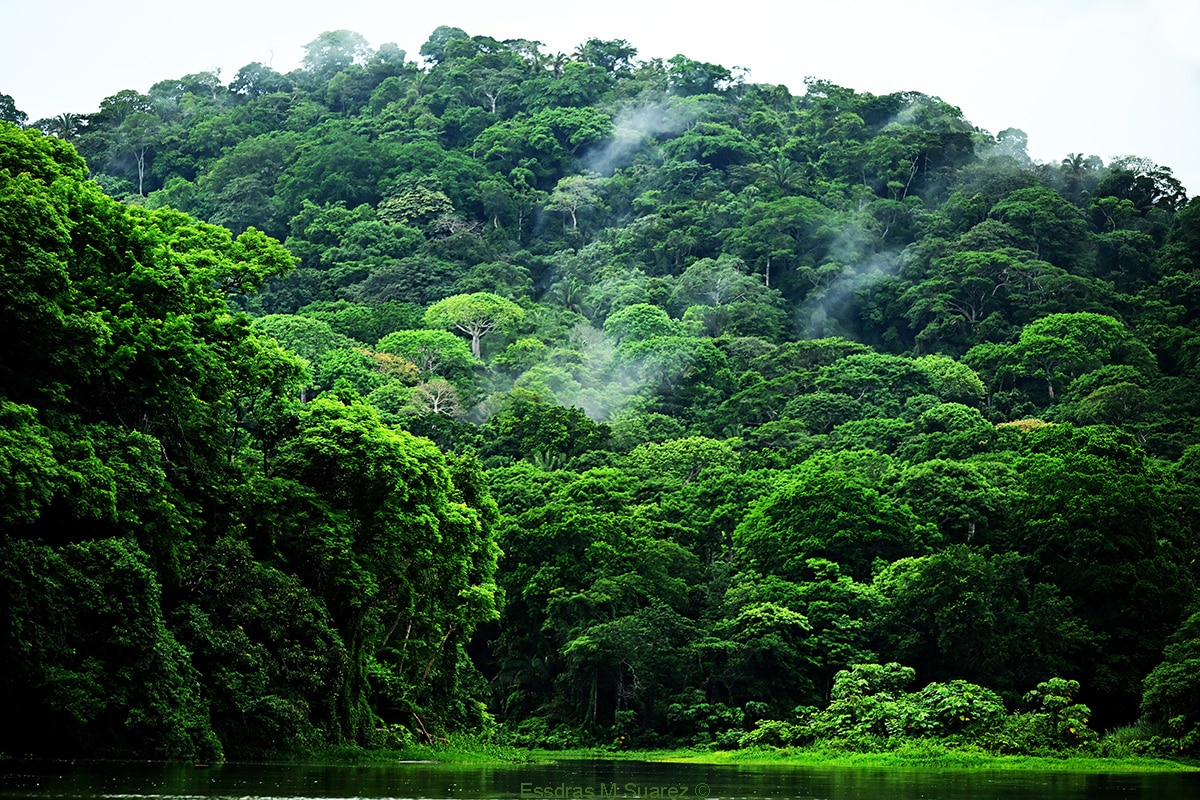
top-left (1140, 611), bottom-right (1200, 754)
top-left (1009, 425), bottom-right (1195, 719)
top-left (0, 121), bottom-right (499, 759)
top-left (481, 389), bottom-right (608, 466)
top-left (172, 536), bottom-right (350, 757)
top-left (0, 536), bottom-right (220, 759)
top-left (297, 299), bottom-right (424, 344)
top-left (872, 547), bottom-right (1090, 698)
top-left (9, 22), bottom-right (1200, 759)
top-left (736, 466), bottom-right (939, 582)
top-left (257, 395), bottom-right (501, 737)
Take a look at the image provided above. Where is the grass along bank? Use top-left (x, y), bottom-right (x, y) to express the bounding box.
top-left (646, 743), bottom-right (1200, 772)
top-left (319, 736), bottom-right (1199, 772)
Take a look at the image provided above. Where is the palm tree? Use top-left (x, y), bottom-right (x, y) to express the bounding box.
top-left (46, 112), bottom-right (81, 140)
top-left (1059, 152), bottom-right (1101, 198)
top-left (543, 277), bottom-right (591, 317)
top-left (547, 52), bottom-right (569, 79)
top-left (759, 156), bottom-right (805, 194)
top-left (1060, 152), bottom-right (1088, 179)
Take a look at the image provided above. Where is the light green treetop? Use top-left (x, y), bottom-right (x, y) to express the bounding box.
top-left (423, 292), bottom-right (525, 358)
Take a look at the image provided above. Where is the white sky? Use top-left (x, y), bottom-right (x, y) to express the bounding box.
top-left (2, 0), bottom-right (1198, 194)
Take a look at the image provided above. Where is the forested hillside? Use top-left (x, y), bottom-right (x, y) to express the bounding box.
top-left (2, 26), bottom-right (1199, 759)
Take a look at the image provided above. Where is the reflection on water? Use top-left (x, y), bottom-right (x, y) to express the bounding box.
top-left (0, 758), bottom-right (1196, 800)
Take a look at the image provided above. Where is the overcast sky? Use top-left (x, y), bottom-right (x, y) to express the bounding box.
top-left (3, 0), bottom-right (1198, 194)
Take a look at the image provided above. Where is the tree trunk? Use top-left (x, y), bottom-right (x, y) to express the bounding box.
top-left (135, 149), bottom-right (146, 196)
top-left (422, 625), bottom-right (456, 681)
top-left (590, 668), bottom-right (598, 726)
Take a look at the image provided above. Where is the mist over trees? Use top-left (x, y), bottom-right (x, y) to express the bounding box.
top-left (2, 25), bottom-right (1199, 759)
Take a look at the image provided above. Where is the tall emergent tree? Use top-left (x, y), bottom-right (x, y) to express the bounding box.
top-left (424, 291), bottom-right (525, 358)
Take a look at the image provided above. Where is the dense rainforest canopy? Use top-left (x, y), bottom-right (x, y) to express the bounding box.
top-left (1, 25), bottom-right (1199, 760)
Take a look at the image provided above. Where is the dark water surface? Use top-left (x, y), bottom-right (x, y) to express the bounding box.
top-left (1, 759), bottom-right (1196, 800)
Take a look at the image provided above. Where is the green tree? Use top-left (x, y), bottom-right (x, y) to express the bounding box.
top-left (376, 328), bottom-right (479, 385)
top-left (473, 107), bottom-right (612, 185)
top-left (424, 292), bottom-right (525, 358)
top-left (0, 92), bottom-right (27, 126)
top-left (725, 195), bottom-right (835, 289)
top-left (274, 124), bottom-right (398, 219)
top-left (229, 62), bottom-right (293, 97)
top-left (815, 352), bottom-right (935, 415)
top-left (603, 303), bottom-right (679, 343)
top-left (781, 391), bottom-right (864, 434)
top-left (263, 394), bottom-right (500, 738)
top-left (1096, 157), bottom-right (1187, 216)
top-left (546, 173), bottom-right (601, 229)
top-left (169, 535), bottom-right (349, 757)
top-left (1013, 312), bottom-right (1145, 402)
top-left (0, 536), bottom-right (221, 758)
top-left (625, 435), bottom-right (740, 485)
top-left (889, 459), bottom-right (1004, 543)
top-left (420, 25), bottom-right (471, 65)
top-left (302, 30), bottom-right (372, 80)
top-left (988, 186), bottom-right (1093, 273)
top-left (873, 547), bottom-right (1089, 697)
top-left (1013, 424), bottom-right (1194, 718)
top-left (482, 389), bottom-right (606, 466)
top-left (0, 122), bottom-right (419, 758)
top-left (735, 466), bottom-right (939, 582)
top-left (576, 38), bottom-right (638, 73)
top-left (671, 255), bottom-right (767, 311)
top-left (665, 55), bottom-right (738, 96)
top-left (1140, 611), bottom-right (1200, 753)
top-left (914, 354), bottom-right (985, 404)
top-left (116, 111), bottom-right (162, 195)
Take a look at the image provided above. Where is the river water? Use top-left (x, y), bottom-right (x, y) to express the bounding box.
top-left (0, 758), bottom-right (1196, 799)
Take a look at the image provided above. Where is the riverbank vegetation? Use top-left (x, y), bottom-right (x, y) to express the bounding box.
top-left (317, 740), bottom-right (1199, 773)
top-left (652, 746), bottom-right (1200, 772)
top-left (2, 24), bottom-right (1199, 764)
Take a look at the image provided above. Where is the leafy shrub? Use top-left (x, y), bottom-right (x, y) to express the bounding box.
top-left (736, 666), bottom-right (1106, 756)
top-left (664, 690), bottom-right (745, 746)
top-left (739, 718), bottom-right (810, 748)
top-left (978, 678), bottom-right (1097, 754)
top-left (911, 680), bottom-right (1006, 738)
